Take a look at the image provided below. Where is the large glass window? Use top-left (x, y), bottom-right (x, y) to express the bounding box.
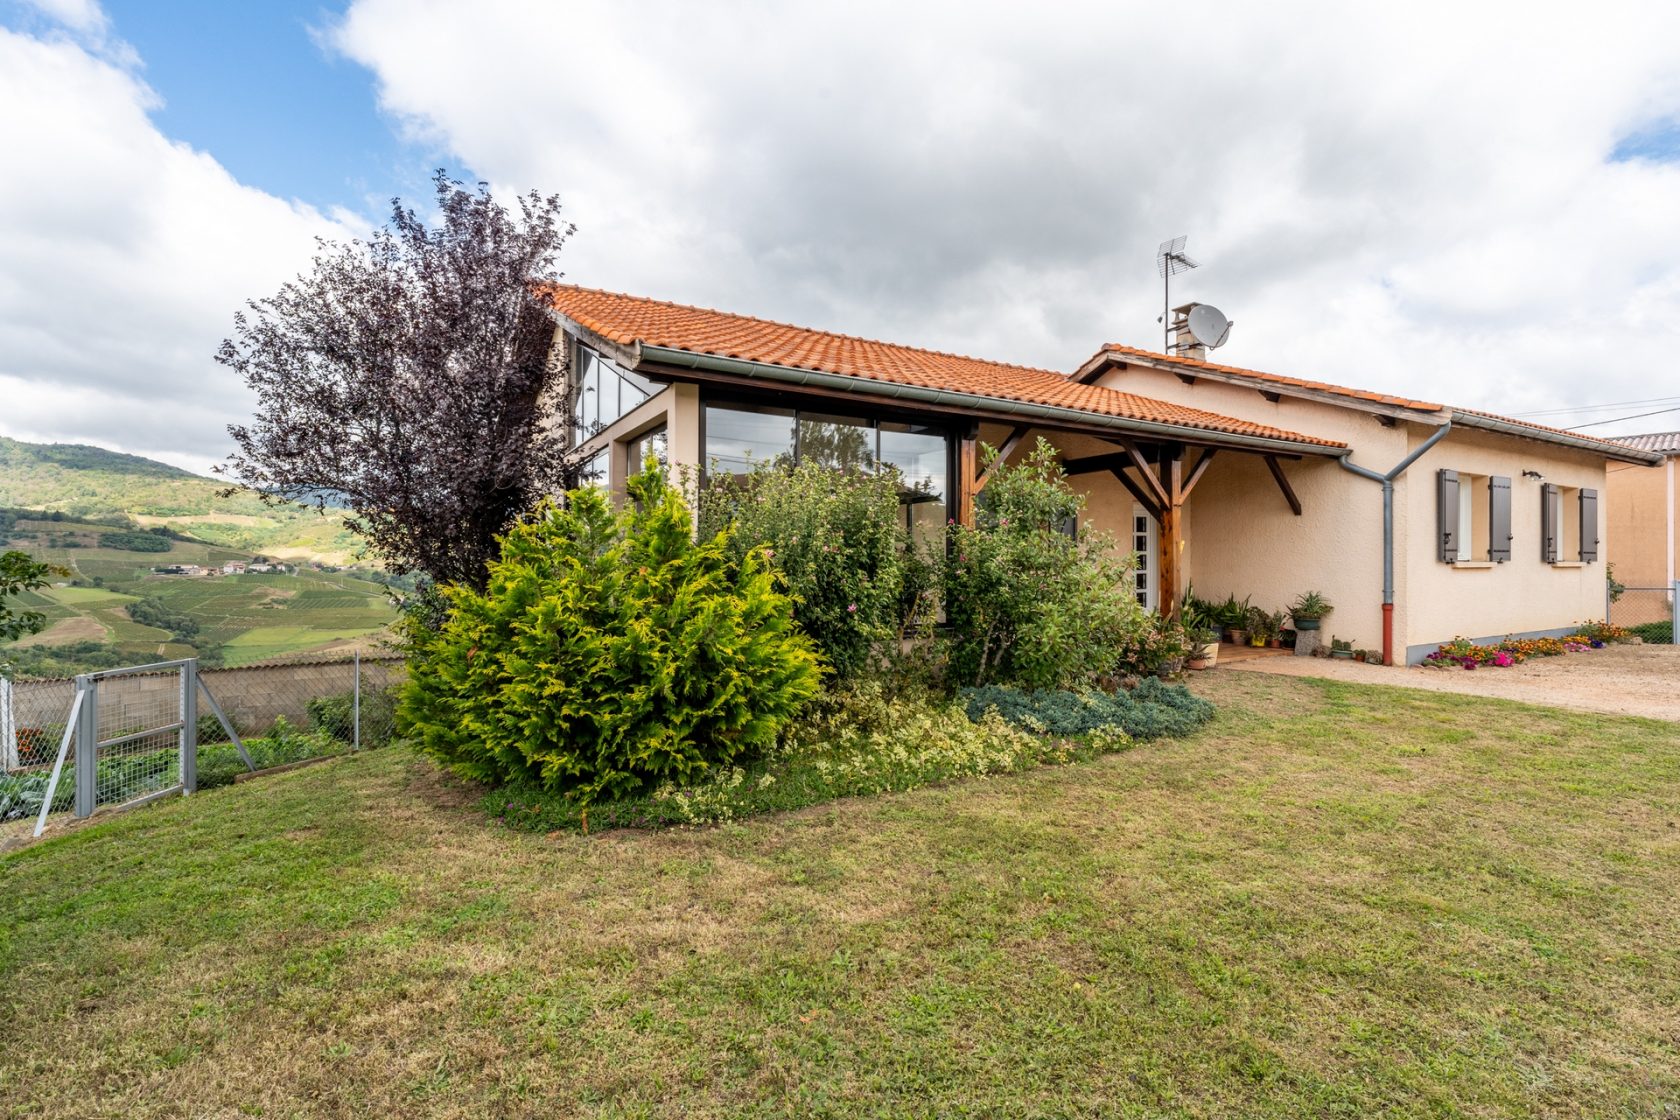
top-left (704, 405), bottom-right (795, 481)
top-left (879, 423), bottom-right (949, 548)
top-left (798, 413), bottom-right (875, 472)
top-left (625, 425), bottom-right (668, 473)
top-left (705, 402), bottom-right (953, 545)
top-left (574, 344), bottom-right (657, 445)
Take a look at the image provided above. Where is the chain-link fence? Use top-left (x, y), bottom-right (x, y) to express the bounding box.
top-left (2, 655), bottom-right (404, 836)
top-left (1610, 585), bottom-right (1677, 645)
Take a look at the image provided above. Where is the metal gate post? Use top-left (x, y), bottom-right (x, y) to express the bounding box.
top-left (353, 650), bottom-right (361, 752)
top-left (180, 660), bottom-right (198, 794)
top-left (73, 674), bottom-right (97, 818)
top-left (1, 677), bottom-right (16, 773)
top-left (1672, 581), bottom-right (1678, 646)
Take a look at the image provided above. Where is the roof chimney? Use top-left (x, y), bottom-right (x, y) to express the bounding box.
top-left (1170, 303), bottom-right (1206, 362)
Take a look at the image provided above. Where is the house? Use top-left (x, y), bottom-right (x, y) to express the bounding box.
top-left (1605, 431), bottom-right (1677, 620)
top-left (533, 283), bottom-right (1664, 665)
top-left (222, 561), bottom-right (247, 575)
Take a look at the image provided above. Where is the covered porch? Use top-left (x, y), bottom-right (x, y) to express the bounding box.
top-left (962, 421), bottom-right (1337, 618)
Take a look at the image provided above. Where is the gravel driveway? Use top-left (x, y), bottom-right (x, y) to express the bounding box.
top-left (1226, 643), bottom-right (1680, 722)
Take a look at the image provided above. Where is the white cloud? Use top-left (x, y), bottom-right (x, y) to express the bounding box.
top-left (0, 17), bottom-right (363, 475)
top-left (332, 0), bottom-right (1680, 436)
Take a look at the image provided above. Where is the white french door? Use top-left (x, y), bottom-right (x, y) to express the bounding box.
top-left (1131, 503), bottom-right (1158, 612)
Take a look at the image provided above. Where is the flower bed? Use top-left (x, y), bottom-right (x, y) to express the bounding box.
top-left (1423, 624), bottom-right (1627, 670)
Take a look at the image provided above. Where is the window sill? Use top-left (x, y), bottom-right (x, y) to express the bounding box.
top-left (1451, 561), bottom-right (1496, 570)
top-left (1549, 561), bottom-right (1585, 569)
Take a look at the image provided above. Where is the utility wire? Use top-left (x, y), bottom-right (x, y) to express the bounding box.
top-left (1568, 404), bottom-right (1680, 429)
top-left (1512, 394), bottom-right (1680, 418)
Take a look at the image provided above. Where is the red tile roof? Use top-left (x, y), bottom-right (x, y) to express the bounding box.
top-left (536, 283), bottom-right (1345, 450)
top-left (1091, 343), bottom-right (1658, 462)
top-left (1095, 343), bottom-right (1445, 411)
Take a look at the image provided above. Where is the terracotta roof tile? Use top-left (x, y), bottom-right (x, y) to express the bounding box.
top-left (536, 283), bottom-right (1345, 450)
top-left (1095, 343), bottom-right (1658, 461)
top-left (1097, 343), bottom-right (1445, 411)
top-left (1613, 431), bottom-right (1680, 454)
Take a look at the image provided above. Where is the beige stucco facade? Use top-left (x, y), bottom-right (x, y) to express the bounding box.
top-left (554, 313), bottom-right (1653, 665)
top-left (1073, 362), bottom-right (1622, 661)
top-left (1606, 453), bottom-right (1677, 588)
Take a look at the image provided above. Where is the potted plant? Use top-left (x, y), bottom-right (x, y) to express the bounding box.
top-left (1330, 636), bottom-right (1354, 660)
top-left (1267, 611), bottom-right (1287, 648)
top-left (1178, 593), bottom-right (1220, 668)
top-left (1216, 593), bottom-right (1252, 645)
top-left (1244, 605), bottom-right (1276, 648)
top-left (1289, 590), bottom-right (1333, 632)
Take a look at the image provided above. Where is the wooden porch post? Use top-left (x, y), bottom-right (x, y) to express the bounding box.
top-left (1157, 448), bottom-right (1184, 616)
top-left (956, 428), bottom-right (979, 527)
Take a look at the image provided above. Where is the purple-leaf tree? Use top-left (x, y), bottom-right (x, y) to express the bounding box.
top-left (218, 172), bottom-right (575, 590)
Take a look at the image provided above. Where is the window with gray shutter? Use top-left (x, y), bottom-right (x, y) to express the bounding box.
top-left (1437, 469), bottom-right (1459, 563)
top-left (1488, 476), bottom-right (1512, 562)
top-left (1579, 488), bottom-right (1599, 562)
top-left (1540, 483), bottom-right (1559, 563)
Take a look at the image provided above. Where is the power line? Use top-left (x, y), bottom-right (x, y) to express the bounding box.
top-left (1512, 394), bottom-right (1680, 418)
top-left (1569, 404), bottom-right (1680, 430)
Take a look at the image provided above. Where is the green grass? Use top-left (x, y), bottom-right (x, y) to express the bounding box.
top-left (2, 673), bottom-right (1678, 1117)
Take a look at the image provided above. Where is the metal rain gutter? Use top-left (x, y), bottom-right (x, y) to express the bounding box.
top-left (640, 345), bottom-right (1347, 459)
top-left (1451, 410), bottom-right (1664, 466)
top-left (1337, 421), bottom-right (1454, 666)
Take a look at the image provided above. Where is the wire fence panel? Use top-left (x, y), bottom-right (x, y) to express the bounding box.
top-left (1, 676), bottom-right (77, 826)
top-left (83, 661), bottom-right (193, 812)
top-left (2, 654), bottom-right (406, 839)
top-left (1611, 586), bottom-right (1676, 644)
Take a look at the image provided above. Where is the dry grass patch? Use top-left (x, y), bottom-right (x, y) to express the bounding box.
top-left (2, 672), bottom-right (1678, 1117)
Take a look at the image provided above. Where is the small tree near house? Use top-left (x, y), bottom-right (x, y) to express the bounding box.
top-left (218, 172), bottom-right (576, 590)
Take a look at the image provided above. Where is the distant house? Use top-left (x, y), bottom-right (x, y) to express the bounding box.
top-left (153, 564), bottom-right (205, 577)
top-left (222, 561), bottom-right (247, 575)
top-left (533, 284), bottom-right (1664, 665)
top-left (1606, 432), bottom-right (1677, 590)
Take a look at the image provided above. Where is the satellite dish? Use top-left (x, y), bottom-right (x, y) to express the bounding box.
top-left (1185, 303), bottom-right (1233, 349)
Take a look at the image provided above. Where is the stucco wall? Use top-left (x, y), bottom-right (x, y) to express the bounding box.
top-left (1400, 426), bottom-right (1609, 652)
top-left (1083, 364), bottom-right (1414, 651)
top-left (1605, 456), bottom-right (1675, 587)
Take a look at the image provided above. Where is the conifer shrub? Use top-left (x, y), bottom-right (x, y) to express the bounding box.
top-left (959, 678), bottom-right (1215, 740)
top-left (399, 465), bottom-right (822, 806)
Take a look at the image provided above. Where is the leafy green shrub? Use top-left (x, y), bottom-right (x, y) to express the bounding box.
top-left (961, 678), bottom-right (1215, 740)
top-left (698, 459), bottom-right (922, 680)
top-left (1628, 620), bottom-right (1673, 644)
top-left (945, 440), bottom-right (1148, 689)
top-left (401, 464), bottom-right (823, 807)
top-left (197, 716), bottom-right (344, 788)
top-left (307, 686), bottom-right (398, 747)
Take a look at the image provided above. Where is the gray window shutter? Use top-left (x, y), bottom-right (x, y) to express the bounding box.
top-left (1541, 484), bottom-right (1559, 563)
top-left (1488, 476), bottom-right (1512, 562)
top-left (1437, 469), bottom-right (1459, 563)
top-left (1579, 488), bottom-right (1599, 562)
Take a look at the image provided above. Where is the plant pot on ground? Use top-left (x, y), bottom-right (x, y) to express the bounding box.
top-left (1330, 637), bottom-right (1354, 660)
top-left (1289, 590), bottom-right (1333, 632)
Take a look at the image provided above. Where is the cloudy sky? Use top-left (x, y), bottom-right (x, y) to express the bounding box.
top-left (3, 0), bottom-right (1679, 475)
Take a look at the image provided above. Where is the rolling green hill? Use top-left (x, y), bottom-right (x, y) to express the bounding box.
top-left (2, 438), bottom-right (399, 675)
top-left (0, 436), bottom-right (364, 562)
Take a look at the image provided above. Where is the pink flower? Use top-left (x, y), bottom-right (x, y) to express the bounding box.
top-left (847, 603), bottom-right (857, 613)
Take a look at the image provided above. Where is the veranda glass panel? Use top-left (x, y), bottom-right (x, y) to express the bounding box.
top-left (626, 425), bottom-right (669, 472)
top-left (704, 405), bottom-right (794, 481)
top-left (798, 413), bottom-right (876, 472)
top-left (880, 423), bottom-right (949, 548)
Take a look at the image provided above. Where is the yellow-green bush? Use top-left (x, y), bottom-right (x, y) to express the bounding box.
top-left (400, 465), bottom-right (823, 806)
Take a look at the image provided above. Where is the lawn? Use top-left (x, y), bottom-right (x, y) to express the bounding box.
top-left (2, 673), bottom-right (1677, 1117)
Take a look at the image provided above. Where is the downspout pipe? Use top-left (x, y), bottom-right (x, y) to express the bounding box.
top-left (1337, 421), bottom-right (1453, 666)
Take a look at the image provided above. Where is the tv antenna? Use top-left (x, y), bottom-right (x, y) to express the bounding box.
top-left (1156, 235), bottom-right (1198, 351)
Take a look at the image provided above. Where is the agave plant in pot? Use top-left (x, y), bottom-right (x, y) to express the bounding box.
top-left (1216, 593), bottom-right (1252, 645)
top-left (1288, 590), bottom-right (1332, 632)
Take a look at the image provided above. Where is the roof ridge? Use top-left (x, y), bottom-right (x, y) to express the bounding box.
top-left (537, 281), bottom-right (1069, 380)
